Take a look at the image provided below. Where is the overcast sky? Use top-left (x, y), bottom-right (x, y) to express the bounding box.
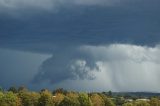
top-left (0, 0), bottom-right (160, 92)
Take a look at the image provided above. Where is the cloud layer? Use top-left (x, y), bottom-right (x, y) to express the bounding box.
top-left (33, 44), bottom-right (160, 92)
top-left (0, 0), bottom-right (120, 10)
top-left (0, 0), bottom-right (160, 92)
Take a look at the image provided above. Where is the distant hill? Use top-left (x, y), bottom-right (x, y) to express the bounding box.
top-left (111, 92), bottom-right (160, 98)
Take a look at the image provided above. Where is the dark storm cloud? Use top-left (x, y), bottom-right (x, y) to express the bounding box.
top-left (33, 47), bottom-right (100, 84)
top-left (0, 0), bottom-right (160, 91)
top-left (0, 0), bottom-right (160, 53)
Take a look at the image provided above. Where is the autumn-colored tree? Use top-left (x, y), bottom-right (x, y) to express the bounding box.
top-left (134, 100), bottom-right (150, 106)
top-left (90, 93), bottom-right (105, 106)
top-left (122, 102), bottom-right (134, 106)
top-left (18, 91), bottom-right (40, 106)
top-left (38, 90), bottom-right (54, 106)
top-left (53, 93), bottom-right (65, 106)
top-left (78, 93), bottom-right (92, 106)
top-left (0, 91), bottom-right (22, 106)
top-left (53, 88), bottom-right (67, 95)
top-left (59, 96), bottom-right (80, 106)
top-left (150, 98), bottom-right (160, 106)
top-left (99, 93), bottom-right (115, 106)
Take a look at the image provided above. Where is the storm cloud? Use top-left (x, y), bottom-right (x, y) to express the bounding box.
top-left (31, 44), bottom-right (160, 92)
top-left (0, 0), bottom-right (160, 91)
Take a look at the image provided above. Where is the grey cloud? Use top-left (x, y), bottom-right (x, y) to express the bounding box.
top-left (33, 48), bottom-right (100, 84)
top-left (81, 44), bottom-right (160, 91)
top-left (0, 0), bottom-right (120, 14)
top-left (0, 0), bottom-right (160, 52)
top-left (33, 44), bottom-right (160, 92)
top-left (0, 0), bottom-right (160, 91)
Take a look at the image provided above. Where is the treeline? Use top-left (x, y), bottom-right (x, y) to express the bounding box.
top-left (0, 86), bottom-right (160, 106)
top-left (0, 86), bottom-right (115, 106)
top-left (123, 98), bottom-right (160, 106)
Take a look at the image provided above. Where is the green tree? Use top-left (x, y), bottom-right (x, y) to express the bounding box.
top-left (18, 91), bottom-right (40, 106)
top-left (108, 91), bottom-right (112, 97)
top-left (90, 93), bottom-right (105, 106)
top-left (115, 97), bottom-right (125, 105)
top-left (8, 86), bottom-right (17, 93)
top-left (99, 93), bottom-right (115, 106)
top-left (78, 93), bottom-right (92, 106)
top-left (0, 87), bottom-right (3, 92)
top-left (53, 88), bottom-right (67, 95)
top-left (0, 92), bottom-right (4, 102)
top-left (52, 93), bottom-right (65, 106)
top-left (150, 98), bottom-right (160, 106)
top-left (122, 102), bottom-right (134, 106)
top-left (18, 86), bottom-right (28, 92)
top-left (134, 100), bottom-right (150, 106)
top-left (0, 91), bottom-right (21, 106)
top-left (38, 90), bottom-right (54, 106)
top-left (59, 96), bottom-right (80, 106)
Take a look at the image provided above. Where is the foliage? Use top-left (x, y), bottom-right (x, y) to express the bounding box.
top-left (53, 93), bottom-right (65, 106)
top-left (18, 91), bottom-right (40, 106)
top-left (52, 88), bottom-right (67, 95)
top-left (134, 100), bottom-right (150, 106)
top-left (149, 98), bottom-right (160, 106)
top-left (90, 93), bottom-right (105, 106)
top-left (59, 96), bottom-right (80, 106)
top-left (115, 96), bottom-right (125, 105)
top-left (8, 86), bottom-right (18, 93)
top-left (99, 93), bottom-right (115, 106)
top-left (122, 102), bottom-right (134, 106)
top-left (0, 91), bottom-right (21, 106)
top-left (38, 90), bottom-right (54, 106)
top-left (1, 86), bottom-right (160, 106)
top-left (78, 93), bottom-right (92, 106)
top-left (0, 86), bottom-right (3, 92)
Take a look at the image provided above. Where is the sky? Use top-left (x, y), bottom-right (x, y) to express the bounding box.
top-left (0, 0), bottom-right (160, 92)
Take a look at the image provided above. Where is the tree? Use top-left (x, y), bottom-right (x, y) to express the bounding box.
top-left (134, 100), bottom-right (150, 106)
top-left (18, 91), bottom-right (40, 106)
top-left (150, 98), bottom-right (160, 106)
top-left (78, 93), bottom-right (92, 106)
top-left (122, 103), bottom-right (134, 106)
top-left (99, 93), bottom-right (115, 106)
top-left (90, 93), bottom-right (105, 106)
top-left (0, 87), bottom-right (3, 92)
top-left (59, 96), bottom-right (80, 106)
top-left (38, 90), bottom-right (53, 106)
top-left (18, 86), bottom-right (28, 93)
top-left (52, 93), bottom-right (65, 106)
top-left (0, 91), bottom-right (22, 106)
top-left (115, 97), bottom-right (125, 105)
top-left (108, 91), bottom-right (112, 97)
top-left (0, 92), bottom-right (4, 102)
top-left (8, 86), bottom-right (17, 93)
top-left (53, 88), bottom-right (67, 95)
